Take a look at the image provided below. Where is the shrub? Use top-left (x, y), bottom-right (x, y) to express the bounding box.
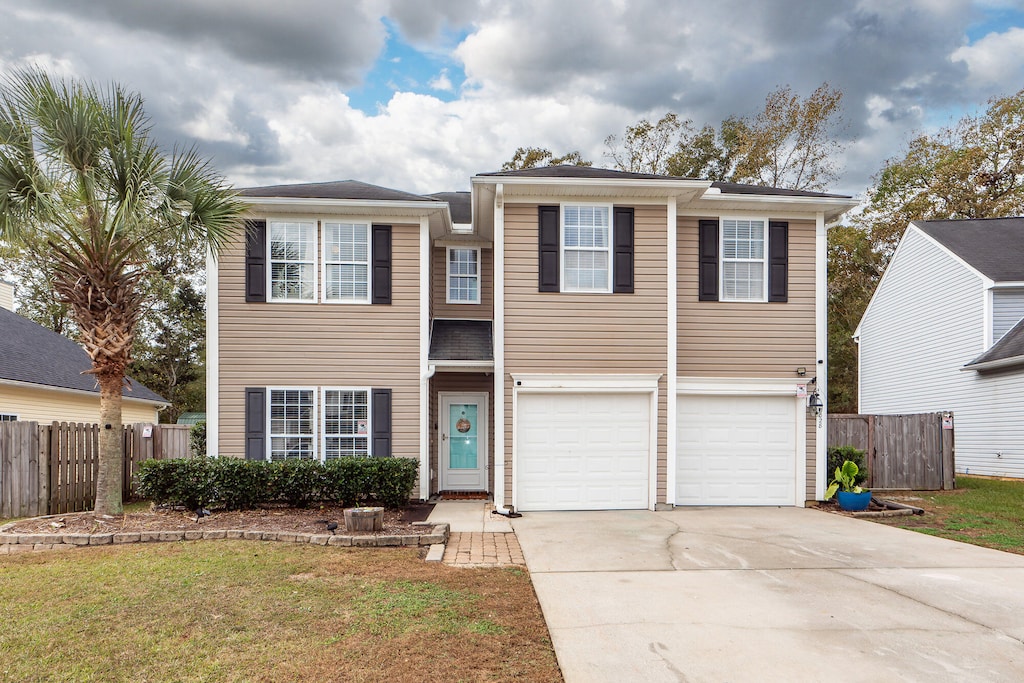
top-left (135, 456), bottom-right (418, 510)
top-left (212, 459), bottom-right (274, 510)
top-left (272, 459), bottom-right (327, 508)
top-left (137, 457), bottom-right (216, 510)
top-left (323, 457), bottom-right (370, 507)
top-left (827, 445), bottom-right (868, 487)
top-left (368, 457), bottom-right (419, 508)
top-left (189, 421), bottom-right (207, 457)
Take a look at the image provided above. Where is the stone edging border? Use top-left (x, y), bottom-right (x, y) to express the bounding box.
top-left (0, 521), bottom-right (449, 554)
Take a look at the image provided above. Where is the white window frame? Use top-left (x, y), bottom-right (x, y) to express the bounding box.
top-left (720, 216), bottom-right (768, 303)
top-left (266, 387), bottom-right (317, 461)
top-left (0, 413), bottom-right (17, 421)
top-left (321, 387), bottom-right (372, 459)
top-left (267, 218), bottom-right (319, 303)
top-left (560, 202), bottom-right (613, 294)
top-left (446, 247), bottom-right (481, 304)
top-left (321, 220), bottom-right (372, 304)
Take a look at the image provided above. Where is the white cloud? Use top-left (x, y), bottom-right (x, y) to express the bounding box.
top-left (428, 69), bottom-right (453, 92)
top-left (951, 27), bottom-right (1024, 87)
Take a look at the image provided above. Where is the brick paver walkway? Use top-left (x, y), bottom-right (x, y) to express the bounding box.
top-left (443, 532), bottom-right (525, 567)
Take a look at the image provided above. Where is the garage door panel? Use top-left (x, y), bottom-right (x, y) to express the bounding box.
top-left (516, 392), bottom-right (650, 511)
top-left (677, 394), bottom-right (798, 506)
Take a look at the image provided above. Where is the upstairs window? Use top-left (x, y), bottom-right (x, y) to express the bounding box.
top-left (269, 221), bottom-right (316, 301)
top-left (562, 204), bottom-right (611, 292)
top-left (721, 218), bottom-right (766, 301)
top-left (447, 248), bottom-right (480, 303)
top-left (323, 388), bottom-right (370, 458)
top-left (323, 222), bottom-right (370, 302)
top-left (268, 389), bottom-right (315, 460)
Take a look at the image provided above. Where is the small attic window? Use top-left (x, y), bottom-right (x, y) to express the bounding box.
top-left (452, 223), bottom-right (473, 234)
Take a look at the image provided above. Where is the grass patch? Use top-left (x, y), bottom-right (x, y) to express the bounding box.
top-left (871, 476), bottom-right (1024, 553)
top-left (0, 542), bottom-right (560, 682)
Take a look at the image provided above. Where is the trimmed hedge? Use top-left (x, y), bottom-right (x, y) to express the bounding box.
top-left (137, 456), bottom-right (419, 510)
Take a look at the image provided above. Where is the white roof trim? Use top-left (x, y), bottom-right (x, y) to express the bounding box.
top-left (961, 355), bottom-right (1024, 372)
top-left (0, 377), bottom-right (169, 407)
top-left (511, 373), bottom-right (661, 391)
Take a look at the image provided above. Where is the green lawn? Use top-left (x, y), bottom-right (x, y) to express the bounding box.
top-left (0, 541), bottom-right (561, 683)
top-left (872, 476), bottom-right (1024, 553)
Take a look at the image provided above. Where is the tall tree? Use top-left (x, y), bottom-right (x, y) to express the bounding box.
top-left (607, 84), bottom-right (846, 191)
top-left (502, 146), bottom-right (592, 170)
top-left (731, 83), bottom-right (845, 191)
top-left (0, 69), bottom-right (245, 514)
top-left (604, 113), bottom-right (683, 174)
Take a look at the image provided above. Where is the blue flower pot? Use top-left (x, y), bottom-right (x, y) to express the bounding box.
top-left (836, 490), bottom-right (872, 511)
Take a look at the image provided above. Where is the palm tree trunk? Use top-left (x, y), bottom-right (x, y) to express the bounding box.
top-left (95, 372), bottom-right (124, 515)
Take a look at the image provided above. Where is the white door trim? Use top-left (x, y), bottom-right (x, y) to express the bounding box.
top-left (676, 379), bottom-right (806, 506)
top-left (439, 392), bottom-right (489, 491)
top-left (512, 374), bottom-right (661, 511)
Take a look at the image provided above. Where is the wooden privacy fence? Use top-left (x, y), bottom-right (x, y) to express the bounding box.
top-left (0, 422), bottom-right (191, 518)
top-left (828, 413), bottom-right (955, 490)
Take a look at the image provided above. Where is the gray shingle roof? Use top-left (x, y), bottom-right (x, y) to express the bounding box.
top-left (0, 308), bottom-right (166, 403)
top-left (916, 217), bottom-right (1024, 281)
top-left (477, 165), bottom-right (851, 198)
top-left (965, 316), bottom-right (1024, 370)
top-left (426, 192), bottom-right (472, 223)
top-left (239, 180), bottom-right (434, 202)
top-left (428, 320), bottom-right (493, 362)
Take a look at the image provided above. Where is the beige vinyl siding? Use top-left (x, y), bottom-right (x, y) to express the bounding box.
top-left (217, 222), bottom-right (422, 489)
top-left (0, 384), bottom-right (159, 424)
top-left (429, 373), bottom-right (494, 494)
top-left (677, 217), bottom-right (817, 375)
top-left (431, 247), bottom-right (493, 319)
top-left (502, 203), bottom-right (669, 503)
top-left (677, 216), bottom-right (819, 501)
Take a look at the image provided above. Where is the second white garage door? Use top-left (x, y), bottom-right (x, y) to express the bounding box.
top-left (516, 393), bottom-right (651, 511)
top-left (677, 394), bottom-right (799, 506)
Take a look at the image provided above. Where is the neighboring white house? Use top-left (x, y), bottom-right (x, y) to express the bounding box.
top-left (857, 217), bottom-right (1024, 478)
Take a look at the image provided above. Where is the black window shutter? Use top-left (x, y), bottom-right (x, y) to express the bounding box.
top-left (245, 219), bottom-right (267, 302)
top-left (538, 205), bottom-right (560, 292)
top-left (768, 221), bottom-right (789, 302)
top-left (613, 207), bottom-right (634, 293)
top-left (698, 219), bottom-right (719, 301)
top-left (244, 387), bottom-right (266, 461)
top-left (371, 388), bottom-right (392, 457)
top-left (371, 225), bottom-right (392, 304)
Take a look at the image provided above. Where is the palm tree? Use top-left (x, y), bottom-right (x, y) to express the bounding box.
top-left (0, 69), bottom-right (246, 514)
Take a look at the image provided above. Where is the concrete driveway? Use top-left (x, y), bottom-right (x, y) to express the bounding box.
top-left (511, 508), bottom-right (1024, 682)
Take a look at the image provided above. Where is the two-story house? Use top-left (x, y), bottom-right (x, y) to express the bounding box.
top-left (858, 217), bottom-right (1024, 479)
top-left (207, 167), bottom-right (855, 510)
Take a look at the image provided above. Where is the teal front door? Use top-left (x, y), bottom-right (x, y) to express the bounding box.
top-left (440, 393), bottom-right (488, 491)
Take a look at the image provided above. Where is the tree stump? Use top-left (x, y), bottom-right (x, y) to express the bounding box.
top-left (344, 506), bottom-right (384, 532)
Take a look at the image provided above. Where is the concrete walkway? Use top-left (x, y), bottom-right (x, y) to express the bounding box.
top-left (512, 507), bottom-right (1024, 683)
top-left (425, 500), bottom-right (523, 567)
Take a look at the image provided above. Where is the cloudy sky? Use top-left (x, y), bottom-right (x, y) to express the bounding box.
top-left (2, 0), bottom-right (1023, 198)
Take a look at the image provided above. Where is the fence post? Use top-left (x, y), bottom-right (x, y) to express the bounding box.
top-left (37, 424), bottom-right (50, 516)
top-left (942, 414), bottom-right (956, 490)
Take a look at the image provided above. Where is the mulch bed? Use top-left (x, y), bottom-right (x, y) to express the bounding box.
top-left (7, 502), bottom-right (436, 537)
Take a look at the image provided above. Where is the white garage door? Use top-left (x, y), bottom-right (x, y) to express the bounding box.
top-left (516, 393), bottom-right (651, 511)
top-left (677, 394), bottom-right (798, 506)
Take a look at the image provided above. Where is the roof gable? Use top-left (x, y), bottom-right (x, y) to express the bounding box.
top-left (0, 308), bottom-right (166, 403)
top-left (915, 217), bottom-right (1024, 282)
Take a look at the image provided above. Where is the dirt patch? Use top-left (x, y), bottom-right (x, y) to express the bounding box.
top-left (6, 503), bottom-right (436, 537)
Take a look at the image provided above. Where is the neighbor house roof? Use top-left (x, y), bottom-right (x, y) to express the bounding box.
top-left (428, 320), bottom-right (493, 363)
top-left (0, 308), bottom-right (166, 404)
top-left (239, 180), bottom-right (434, 203)
top-left (916, 217), bottom-right (1024, 282)
top-left (964, 317), bottom-right (1024, 372)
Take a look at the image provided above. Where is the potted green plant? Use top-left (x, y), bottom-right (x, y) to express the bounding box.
top-left (825, 460), bottom-right (872, 511)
